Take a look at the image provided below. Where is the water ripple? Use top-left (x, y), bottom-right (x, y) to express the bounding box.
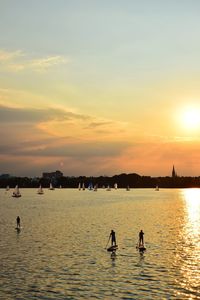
top-left (0, 188), bottom-right (199, 299)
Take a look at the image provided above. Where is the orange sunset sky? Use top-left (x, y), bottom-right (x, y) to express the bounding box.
top-left (1, 0), bottom-right (200, 177)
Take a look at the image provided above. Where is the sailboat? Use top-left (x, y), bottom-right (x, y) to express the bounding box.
top-left (126, 186), bottom-right (130, 191)
top-left (114, 183), bottom-right (118, 190)
top-left (6, 186), bottom-right (10, 191)
top-left (155, 186), bottom-right (159, 191)
top-left (37, 185), bottom-right (44, 195)
top-left (82, 183), bottom-right (85, 190)
top-left (88, 183), bottom-right (93, 191)
top-left (49, 183), bottom-right (55, 190)
top-left (93, 184), bottom-right (98, 191)
top-left (78, 183), bottom-right (81, 190)
top-left (12, 185), bottom-right (21, 198)
top-left (106, 185), bottom-right (111, 191)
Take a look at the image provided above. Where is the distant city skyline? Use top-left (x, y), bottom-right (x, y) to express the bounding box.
top-left (0, 165), bottom-right (181, 179)
top-left (1, 1), bottom-right (200, 177)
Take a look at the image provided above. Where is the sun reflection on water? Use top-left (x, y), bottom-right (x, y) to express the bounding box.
top-left (175, 189), bottom-right (200, 297)
top-left (182, 188), bottom-right (200, 244)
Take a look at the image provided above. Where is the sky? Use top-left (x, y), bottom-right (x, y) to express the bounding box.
top-left (1, 0), bottom-right (200, 177)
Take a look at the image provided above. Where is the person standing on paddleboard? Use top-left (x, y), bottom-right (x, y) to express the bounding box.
top-left (16, 216), bottom-right (20, 228)
top-left (110, 230), bottom-right (116, 246)
top-left (139, 230), bottom-right (144, 246)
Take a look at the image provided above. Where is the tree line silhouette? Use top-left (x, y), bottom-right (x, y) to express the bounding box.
top-left (1, 173), bottom-right (200, 188)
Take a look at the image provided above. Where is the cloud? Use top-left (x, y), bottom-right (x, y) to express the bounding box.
top-left (0, 104), bottom-right (130, 159)
top-left (0, 49), bottom-right (23, 61)
top-left (28, 56), bottom-right (67, 71)
top-left (0, 105), bottom-right (126, 136)
top-left (0, 105), bottom-right (89, 124)
top-left (0, 49), bottom-right (69, 72)
top-left (12, 141), bottom-right (128, 158)
top-left (86, 121), bottom-right (113, 129)
top-left (1, 104), bottom-right (200, 177)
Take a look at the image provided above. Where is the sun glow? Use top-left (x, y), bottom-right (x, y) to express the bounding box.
top-left (181, 107), bottom-right (200, 130)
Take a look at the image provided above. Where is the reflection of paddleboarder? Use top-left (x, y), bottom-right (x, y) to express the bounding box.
top-left (139, 230), bottom-right (144, 246)
top-left (16, 216), bottom-right (20, 228)
top-left (110, 230), bottom-right (116, 246)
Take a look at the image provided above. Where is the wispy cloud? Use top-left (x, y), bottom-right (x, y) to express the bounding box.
top-left (0, 104), bottom-right (127, 140)
top-left (0, 105), bottom-right (88, 124)
top-left (0, 104), bottom-right (131, 176)
top-left (0, 49), bottom-right (24, 61)
top-left (85, 121), bottom-right (114, 129)
top-left (28, 56), bottom-right (67, 71)
top-left (0, 49), bottom-right (69, 72)
top-left (0, 140), bottom-right (128, 159)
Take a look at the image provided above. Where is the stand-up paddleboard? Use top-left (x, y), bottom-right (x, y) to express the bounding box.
top-left (15, 227), bottom-right (21, 231)
top-left (136, 244), bottom-right (146, 252)
top-left (107, 245), bottom-right (118, 252)
top-left (138, 246), bottom-right (146, 252)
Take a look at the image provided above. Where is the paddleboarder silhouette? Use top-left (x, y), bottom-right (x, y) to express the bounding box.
top-left (139, 230), bottom-right (144, 246)
top-left (110, 229), bottom-right (116, 246)
top-left (16, 216), bottom-right (20, 228)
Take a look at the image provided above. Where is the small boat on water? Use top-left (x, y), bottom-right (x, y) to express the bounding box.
top-left (126, 186), bottom-right (130, 191)
top-left (88, 183), bottom-right (93, 191)
top-left (114, 183), bottom-right (118, 190)
top-left (93, 184), bottom-right (98, 191)
top-left (6, 186), bottom-right (10, 191)
top-left (49, 183), bottom-right (55, 190)
top-left (12, 185), bottom-right (21, 198)
top-left (37, 185), bottom-right (44, 195)
top-left (78, 183), bottom-right (81, 190)
top-left (106, 185), bottom-right (111, 191)
top-left (82, 183), bottom-right (85, 190)
top-left (155, 186), bottom-right (159, 191)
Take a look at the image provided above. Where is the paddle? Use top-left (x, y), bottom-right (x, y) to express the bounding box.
top-left (136, 238), bottom-right (140, 249)
top-left (105, 235), bottom-right (110, 249)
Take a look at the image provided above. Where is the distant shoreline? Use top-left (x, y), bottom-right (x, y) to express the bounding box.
top-left (1, 173), bottom-right (200, 189)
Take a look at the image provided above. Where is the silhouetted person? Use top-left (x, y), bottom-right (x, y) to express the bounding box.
top-left (139, 230), bottom-right (144, 246)
top-left (16, 216), bottom-right (20, 228)
top-left (110, 230), bottom-right (116, 246)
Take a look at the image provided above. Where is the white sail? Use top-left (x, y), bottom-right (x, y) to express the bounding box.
top-left (78, 183), bottom-right (81, 190)
top-left (12, 185), bottom-right (21, 197)
top-left (114, 183), bottom-right (118, 189)
top-left (82, 183), bottom-right (85, 190)
top-left (49, 183), bottom-right (55, 190)
top-left (37, 185), bottom-right (44, 194)
top-left (106, 185), bottom-right (111, 191)
top-left (88, 183), bottom-right (93, 191)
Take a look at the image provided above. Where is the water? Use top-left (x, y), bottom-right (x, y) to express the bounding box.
top-left (0, 188), bottom-right (199, 299)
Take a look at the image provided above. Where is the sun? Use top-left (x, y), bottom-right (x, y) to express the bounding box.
top-left (181, 107), bottom-right (200, 130)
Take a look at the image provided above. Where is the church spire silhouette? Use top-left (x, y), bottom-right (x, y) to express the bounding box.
top-left (172, 165), bottom-right (177, 178)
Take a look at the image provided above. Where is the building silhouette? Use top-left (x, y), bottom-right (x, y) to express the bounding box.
top-left (42, 170), bottom-right (63, 180)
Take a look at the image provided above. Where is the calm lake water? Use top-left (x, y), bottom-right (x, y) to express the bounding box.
top-left (0, 188), bottom-right (199, 299)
